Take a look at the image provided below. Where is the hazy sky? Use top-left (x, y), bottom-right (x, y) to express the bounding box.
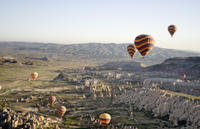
top-left (0, 0), bottom-right (200, 52)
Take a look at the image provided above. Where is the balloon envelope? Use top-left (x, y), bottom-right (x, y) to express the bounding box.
top-left (48, 96), bottom-right (56, 106)
top-left (56, 106), bottom-right (66, 118)
top-left (168, 25), bottom-right (177, 37)
top-left (134, 34), bottom-right (155, 57)
top-left (127, 44), bottom-right (136, 58)
top-left (99, 113), bottom-right (111, 126)
top-left (180, 73), bottom-right (186, 79)
top-left (31, 72), bottom-right (38, 80)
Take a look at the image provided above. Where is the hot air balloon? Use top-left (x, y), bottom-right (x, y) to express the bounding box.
top-left (31, 72), bottom-right (38, 80)
top-left (99, 113), bottom-right (111, 126)
top-left (134, 34), bottom-right (155, 57)
top-left (168, 25), bottom-right (177, 37)
top-left (180, 73), bottom-right (186, 80)
top-left (56, 106), bottom-right (66, 118)
top-left (48, 96), bottom-right (56, 107)
top-left (127, 44), bottom-right (136, 58)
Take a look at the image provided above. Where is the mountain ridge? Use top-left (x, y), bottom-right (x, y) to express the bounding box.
top-left (0, 42), bottom-right (199, 65)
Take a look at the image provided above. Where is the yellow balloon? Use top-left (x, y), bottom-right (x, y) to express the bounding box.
top-left (99, 113), bottom-right (111, 126)
top-left (31, 72), bottom-right (38, 80)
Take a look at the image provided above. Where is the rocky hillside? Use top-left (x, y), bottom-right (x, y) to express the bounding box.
top-left (0, 42), bottom-right (199, 65)
top-left (96, 61), bottom-right (143, 71)
top-left (143, 78), bottom-right (200, 96)
top-left (0, 108), bottom-right (60, 129)
top-left (144, 57), bottom-right (200, 79)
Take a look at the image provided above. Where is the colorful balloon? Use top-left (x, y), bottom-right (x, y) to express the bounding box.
top-left (168, 25), bottom-right (177, 37)
top-left (48, 96), bottom-right (56, 106)
top-left (99, 113), bottom-right (111, 126)
top-left (134, 34), bottom-right (155, 57)
top-left (31, 72), bottom-right (38, 80)
top-left (127, 44), bottom-right (136, 58)
top-left (180, 73), bottom-right (186, 79)
top-left (56, 106), bottom-right (66, 118)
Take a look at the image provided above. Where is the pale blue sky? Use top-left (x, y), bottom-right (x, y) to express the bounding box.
top-left (0, 0), bottom-right (200, 51)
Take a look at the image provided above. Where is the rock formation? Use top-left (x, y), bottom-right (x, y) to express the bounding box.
top-left (116, 88), bottom-right (200, 129)
top-left (0, 108), bottom-right (59, 129)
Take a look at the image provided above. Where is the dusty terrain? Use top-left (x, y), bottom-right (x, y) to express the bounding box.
top-left (0, 43), bottom-right (200, 129)
top-left (0, 59), bottom-right (172, 129)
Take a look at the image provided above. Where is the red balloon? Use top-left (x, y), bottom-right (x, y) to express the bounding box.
top-left (48, 96), bottom-right (56, 106)
top-left (180, 73), bottom-right (186, 79)
top-left (56, 106), bottom-right (66, 118)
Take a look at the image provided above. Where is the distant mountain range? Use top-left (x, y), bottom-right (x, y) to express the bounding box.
top-left (0, 42), bottom-right (199, 65)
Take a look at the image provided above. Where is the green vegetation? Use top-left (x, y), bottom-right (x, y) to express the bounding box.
top-left (0, 101), bottom-right (9, 109)
top-left (64, 118), bottom-right (77, 126)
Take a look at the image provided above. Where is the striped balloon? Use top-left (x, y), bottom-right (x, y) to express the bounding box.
top-left (56, 106), bottom-right (66, 118)
top-left (168, 25), bottom-right (177, 37)
top-left (48, 96), bottom-right (56, 106)
top-left (31, 72), bottom-right (38, 80)
top-left (127, 44), bottom-right (136, 58)
top-left (134, 34), bottom-right (155, 57)
top-left (99, 113), bottom-right (111, 126)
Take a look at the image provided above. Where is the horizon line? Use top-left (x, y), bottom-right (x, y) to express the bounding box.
top-left (0, 40), bottom-right (199, 53)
